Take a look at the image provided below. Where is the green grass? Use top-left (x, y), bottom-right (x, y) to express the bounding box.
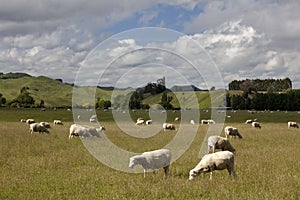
top-left (0, 109), bottom-right (299, 199)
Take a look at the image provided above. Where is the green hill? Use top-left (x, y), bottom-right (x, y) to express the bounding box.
top-left (0, 74), bottom-right (112, 107)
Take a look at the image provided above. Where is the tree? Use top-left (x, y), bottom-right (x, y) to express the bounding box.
top-left (160, 91), bottom-right (174, 109)
top-left (10, 91), bottom-right (35, 107)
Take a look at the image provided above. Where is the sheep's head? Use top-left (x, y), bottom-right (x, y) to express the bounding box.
top-left (129, 156), bottom-right (138, 168)
top-left (189, 169), bottom-right (198, 180)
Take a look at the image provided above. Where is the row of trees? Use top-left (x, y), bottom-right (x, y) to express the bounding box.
top-left (228, 89), bottom-right (300, 111)
top-left (229, 78), bottom-right (292, 92)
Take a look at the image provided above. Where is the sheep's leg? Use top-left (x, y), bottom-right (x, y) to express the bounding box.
top-left (143, 169), bottom-right (146, 178)
top-left (163, 165), bottom-right (169, 177)
top-left (209, 172), bottom-right (213, 180)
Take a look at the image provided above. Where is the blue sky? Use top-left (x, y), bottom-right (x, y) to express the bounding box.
top-left (1, 0), bottom-right (300, 88)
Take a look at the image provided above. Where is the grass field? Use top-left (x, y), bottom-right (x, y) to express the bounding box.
top-left (0, 109), bottom-right (299, 199)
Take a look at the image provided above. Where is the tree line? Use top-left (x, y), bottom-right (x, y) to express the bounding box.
top-left (227, 78), bottom-right (300, 111)
top-left (229, 78), bottom-right (292, 92)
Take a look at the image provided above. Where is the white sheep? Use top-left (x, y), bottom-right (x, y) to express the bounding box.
top-left (245, 119), bottom-right (257, 124)
top-left (136, 118), bottom-right (145, 125)
top-left (89, 115), bottom-right (97, 122)
top-left (53, 120), bottom-right (63, 125)
top-left (190, 120), bottom-right (195, 125)
top-left (174, 117), bottom-right (180, 122)
top-left (146, 120), bottom-right (152, 125)
top-left (224, 126), bottom-right (243, 139)
top-left (162, 123), bottom-right (176, 131)
top-left (40, 122), bottom-right (51, 128)
top-left (288, 121), bottom-right (299, 128)
top-left (20, 119), bottom-right (26, 123)
top-left (189, 151), bottom-right (235, 180)
top-left (129, 149), bottom-right (171, 178)
top-left (29, 123), bottom-right (50, 134)
top-left (252, 121), bottom-right (261, 129)
top-left (201, 119), bottom-right (215, 124)
top-left (26, 119), bottom-right (35, 124)
top-left (69, 124), bottom-right (102, 139)
top-left (208, 136), bottom-right (236, 153)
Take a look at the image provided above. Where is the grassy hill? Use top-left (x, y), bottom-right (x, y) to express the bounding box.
top-left (0, 73), bottom-right (222, 109)
top-left (0, 75), bottom-right (112, 107)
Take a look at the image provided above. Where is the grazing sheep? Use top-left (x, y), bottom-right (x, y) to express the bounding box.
top-left (29, 123), bottom-right (50, 134)
top-left (201, 119), bottom-right (215, 124)
top-left (288, 121), bottom-right (299, 128)
top-left (20, 119), bottom-right (26, 123)
top-left (174, 117), bottom-right (180, 122)
top-left (69, 124), bottom-right (102, 139)
top-left (252, 122), bottom-right (261, 129)
top-left (224, 126), bottom-right (243, 139)
top-left (146, 120), bottom-right (152, 125)
top-left (40, 122), bottom-right (51, 128)
top-left (129, 149), bottom-right (171, 178)
top-left (136, 118), bottom-right (145, 125)
top-left (89, 115), bottom-right (97, 122)
top-left (189, 151), bottom-right (235, 180)
top-left (190, 120), bottom-right (195, 125)
top-left (53, 120), bottom-right (63, 125)
top-left (26, 119), bottom-right (35, 124)
top-left (245, 119), bottom-right (257, 124)
top-left (162, 123), bottom-right (176, 131)
top-left (208, 136), bottom-right (235, 153)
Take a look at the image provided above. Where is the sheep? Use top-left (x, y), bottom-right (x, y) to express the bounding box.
top-left (162, 123), bottom-right (176, 131)
top-left (174, 117), bottom-right (180, 122)
top-left (224, 126), bottom-right (243, 139)
top-left (136, 118), bottom-right (145, 125)
top-left (146, 120), bottom-right (152, 125)
top-left (129, 149), bottom-right (171, 178)
top-left (89, 115), bottom-right (97, 122)
top-left (26, 119), bottom-right (35, 124)
top-left (201, 119), bottom-right (215, 124)
top-left (20, 119), bottom-right (26, 123)
top-left (190, 120), bottom-right (195, 125)
top-left (40, 122), bottom-right (51, 128)
top-left (252, 122), bottom-right (261, 129)
top-left (288, 121), bottom-right (299, 128)
top-left (29, 123), bottom-right (50, 134)
top-left (69, 124), bottom-right (102, 139)
top-left (208, 136), bottom-right (235, 153)
top-left (245, 119), bottom-right (257, 124)
top-left (189, 151), bottom-right (235, 180)
top-left (53, 120), bottom-right (63, 125)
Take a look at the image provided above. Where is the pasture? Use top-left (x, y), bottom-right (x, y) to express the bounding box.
top-left (0, 109), bottom-right (299, 199)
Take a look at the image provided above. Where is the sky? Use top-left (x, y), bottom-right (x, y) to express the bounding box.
top-left (1, 0), bottom-right (300, 89)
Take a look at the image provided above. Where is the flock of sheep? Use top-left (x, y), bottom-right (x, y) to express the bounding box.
top-left (21, 114), bottom-right (299, 181)
top-left (130, 117), bottom-right (299, 180)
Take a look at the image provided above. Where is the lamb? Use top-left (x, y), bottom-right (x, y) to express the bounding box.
top-left (69, 124), bottom-right (102, 139)
top-left (29, 123), bottom-right (50, 134)
top-left (26, 119), bottom-right (35, 124)
top-left (162, 123), bottom-right (176, 131)
top-left (53, 120), bottom-right (63, 125)
top-left (189, 151), bottom-right (235, 180)
top-left (252, 122), bottom-right (261, 129)
top-left (40, 122), bottom-right (51, 128)
top-left (129, 149), bottom-right (171, 178)
top-left (224, 126), bottom-right (243, 139)
top-left (288, 121), bottom-right (299, 128)
top-left (136, 118), bottom-right (145, 125)
top-left (208, 136), bottom-right (235, 153)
